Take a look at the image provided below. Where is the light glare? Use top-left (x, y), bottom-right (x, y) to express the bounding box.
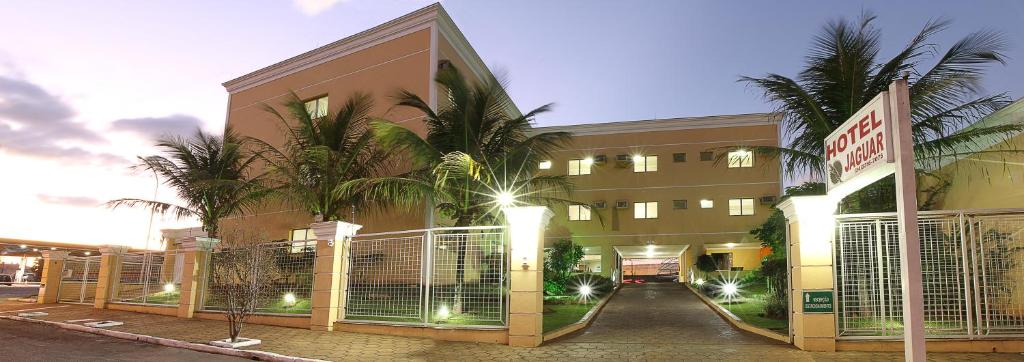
top-left (283, 292), bottom-right (297, 305)
top-left (437, 305), bottom-right (451, 319)
top-left (722, 282), bottom-right (738, 297)
top-left (496, 191), bottom-right (516, 207)
top-left (163, 283), bottom-right (175, 293)
top-left (579, 284), bottom-right (593, 297)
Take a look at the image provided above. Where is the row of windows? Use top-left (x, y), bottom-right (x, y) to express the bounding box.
top-left (553, 150), bottom-right (753, 175)
top-left (567, 197), bottom-right (757, 221)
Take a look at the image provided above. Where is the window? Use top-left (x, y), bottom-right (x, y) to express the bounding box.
top-left (729, 198), bottom-right (755, 215)
top-left (634, 202), bottom-right (658, 219)
top-left (728, 150), bottom-right (754, 168)
top-left (673, 200), bottom-right (688, 209)
top-left (699, 199), bottom-right (714, 209)
top-left (568, 159), bottom-right (591, 175)
top-left (673, 153), bottom-right (687, 162)
top-left (538, 160), bottom-right (552, 170)
top-left (700, 151), bottom-right (713, 161)
top-left (568, 205), bottom-right (592, 221)
top-left (289, 228), bottom-right (312, 241)
top-left (632, 155), bottom-right (658, 173)
top-left (304, 96), bottom-right (328, 119)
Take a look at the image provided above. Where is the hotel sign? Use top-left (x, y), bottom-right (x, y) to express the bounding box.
top-left (824, 92), bottom-right (896, 197)
top-left (803, 291), bottom-right (834, 313)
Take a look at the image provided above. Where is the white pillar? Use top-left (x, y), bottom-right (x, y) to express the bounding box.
top-left (503, 206), bottom-right (553, 348)
top-left (309, 221), bottom-right (362, 331)
top-left (778, 195), bottom-right (838, 351)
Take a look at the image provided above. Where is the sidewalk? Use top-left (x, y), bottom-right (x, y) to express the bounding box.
top-left (1, 301), bottom-right (1018, 361)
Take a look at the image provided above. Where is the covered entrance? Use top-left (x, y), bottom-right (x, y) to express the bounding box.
top-left (614, 245), bottom-right (689, 283)
top-left (57, 255), bottom-right (100, 304)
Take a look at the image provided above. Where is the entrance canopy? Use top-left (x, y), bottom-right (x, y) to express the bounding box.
top-left (614, 244), bottom-right (689, 259)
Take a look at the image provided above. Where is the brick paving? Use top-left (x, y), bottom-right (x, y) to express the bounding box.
top-left (1, 286), bottom-right (1021, 361)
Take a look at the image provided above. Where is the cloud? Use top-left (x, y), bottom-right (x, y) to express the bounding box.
top-left (111, 114), bottom-right (203, 139)
top-left (292, 0), bottom-right (348, 15)
top-left (0, 75), bottom-right (129, 165)
top-left (36, 194), bottom-right (104, 208)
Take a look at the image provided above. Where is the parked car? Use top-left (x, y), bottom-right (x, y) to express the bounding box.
top-left (22, 273), bottom-right (38, 282)
top-left (0, 275), bottom-right (12, 286)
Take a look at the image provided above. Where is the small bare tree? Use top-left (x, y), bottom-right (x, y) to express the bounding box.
top-left (208, 230), bottom-right (281, 343)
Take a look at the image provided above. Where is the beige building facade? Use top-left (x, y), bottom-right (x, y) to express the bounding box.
top-left (220, 4), bottom-right (780, 280)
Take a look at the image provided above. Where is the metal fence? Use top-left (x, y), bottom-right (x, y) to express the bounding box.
top-left (58, 256), bottom-right (101, 304)
top-left (113, 251), bottom-right (183, 306)
top-left (343, 226), bottom-right (508, 327)
top-left (835, 209), bottom-right (1024, 339)
top-left (200, 240), bottom-right (316, 315)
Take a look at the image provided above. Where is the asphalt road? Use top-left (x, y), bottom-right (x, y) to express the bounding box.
top-left (0, 286), bottom-right (38, 298)
top-left (0, 319), bottom-right (245, 361)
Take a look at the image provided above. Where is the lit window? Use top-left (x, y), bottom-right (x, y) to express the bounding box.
top-left (568, 205), bottom-right (592, 221)
top-left (633, 155), bottom-right (658, 173)
top-left (728, 150), bottom-right (753, 168)
top-left (539, 160), bottom-right (552, 170)
top-left (568, 159), bottom-right (591, 176)
top-left (289, 228), bottom-right (314, 253)
top-left (634, 202), bottom-right (658, 219)
top-left (729, 198), bottom-right (755, 216)
top-left (304, 96), bottom-right (328, 119)
top-left (290, 228), bottom-right (312, 241)
top-left (700, 199), bottom-right (714, 209)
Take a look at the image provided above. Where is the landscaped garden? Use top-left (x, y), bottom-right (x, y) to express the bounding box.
top-left (542, 239), bottom-right (613, 333)
top-left (691, 253), bottom-right (789, 333)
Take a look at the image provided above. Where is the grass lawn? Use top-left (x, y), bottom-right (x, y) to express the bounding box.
top-left (543, 302), bottom-right (596, 333)
top-left (706, 283), bottom-right (789, 332)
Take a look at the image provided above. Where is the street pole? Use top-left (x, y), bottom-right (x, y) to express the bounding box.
top-left (889, 78), bottom-right (926, 361)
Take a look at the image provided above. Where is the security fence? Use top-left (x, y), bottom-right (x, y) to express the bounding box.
top-left (112, 251), bottom-right (183, 306)
top-left (200, 240), bottom-right (316, 315)
top-left (58, 256), bottom-right (101, 304)
top-left (343, 226), bottom-right (508, 327)
top-left (835, 209), bottom-right (1024, 339)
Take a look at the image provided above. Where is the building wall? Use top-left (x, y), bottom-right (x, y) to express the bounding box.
top-left (537, 119), bottom-right (781, 276)
top-left (222, 28), bottom-right (435, 239)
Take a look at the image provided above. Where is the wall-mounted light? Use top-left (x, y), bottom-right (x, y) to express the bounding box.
top-left (632, 154), bottom-right (644, 164)
top-left (582, 157), bottom-right (594, 166)
top-left (538, 160), bottom-right (552, 170)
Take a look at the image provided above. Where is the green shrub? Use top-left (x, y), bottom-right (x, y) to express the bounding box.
top-left (544, 280), bottom-right (566, 296)
top-left (565, 273), bottom-right (613, 298)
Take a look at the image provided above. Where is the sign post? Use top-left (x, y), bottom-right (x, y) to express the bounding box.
top-left (889, 79), bottom-right (926, 362)
top-left (823, 79), bottom-right (924, 361)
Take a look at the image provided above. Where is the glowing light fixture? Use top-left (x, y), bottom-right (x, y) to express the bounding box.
top-left (19, 244), bottom-right (26, 249)
top-left (283, 292), bottom-right (297, 305)
top-left (579, 284), bottom-right (593, 297)
top-left (437, 305), bottom-right (451, 319)
top-left (84, 251), bottom-right (92, 256)
top-left (582, 157), bottom-right (594, 166)
top-left (496, 191), bottom-right (516, 207)
top-left (632, 154), bottom-right (644, 164)
top-left (725, 243), bottom-right (736, 249)
top-left (538, 160), bottom-right (552, 170)
top-left (50, 247), bottom-right (57, 250)
top-left (163, 283), bottom-right (175, 293)
top-left (721, 282), bottom-right (739, 298)
top-left (695, 278), bottom-right (706, 286)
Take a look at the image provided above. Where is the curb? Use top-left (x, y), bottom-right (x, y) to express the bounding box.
top-left (542, 284), bottom-right (620, 342)
top-left (684, 284), bottom-right (791, 344)
top-left (0, 315), bottom-right (326, 362)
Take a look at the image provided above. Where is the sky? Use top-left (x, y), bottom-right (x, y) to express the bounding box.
top-left (1, 0), bottom-right (1022, 248)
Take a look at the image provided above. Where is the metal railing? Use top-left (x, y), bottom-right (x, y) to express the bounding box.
top-left (113, 251), bottom-right (183, 306)
top-left (343, 226), bottom-right (508, 327)
top-left (58, 256), bottom-right (100, 304)
top-left (200, 240), bottom-right (316, 315)
top-left (835, 209), bottom-right (1024, 339)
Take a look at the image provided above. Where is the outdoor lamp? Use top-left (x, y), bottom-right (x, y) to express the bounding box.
top-left (496, 191), bottom-right (516, 207)
top-left (579, 284), bottom-right (593, 297)
top-left (721, 282), bottom-right (738, 297)
top-left (632, 154), bottom-right (644, 164)
top-left (582, 156), bottom-right (594, 166)
top-left (283, 293), bottom-right (297, 306)
top-left (695, 278), bottom-right (706, 286)
top-left (437, 305), bottom-right (451, 319)
top-left (163, 283), bottom-right (175, 293)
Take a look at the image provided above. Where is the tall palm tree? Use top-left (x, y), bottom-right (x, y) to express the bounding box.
top-left (740, 14), bottom-right (1022, 211)
top-left (108, 128), bottom-right (268, 238)
top-left (253, 92), bottom-right (393, 222)
top-left (340, 66), bottom-right (573, 314)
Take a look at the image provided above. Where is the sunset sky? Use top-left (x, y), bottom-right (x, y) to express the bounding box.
top-left (1, 0), bottom-right (1022, 248)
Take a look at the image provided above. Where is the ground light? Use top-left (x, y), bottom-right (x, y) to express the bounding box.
top-left (712, 272), bottom-right (744, 306)
top-left (437, 305), bottom-right (451, 320)
top-left (163, 283), bottom-right (175, 293)
top-left (695, 278), bottom-right (706, 287)
top-left (283, 293), bottom-right (297, 306)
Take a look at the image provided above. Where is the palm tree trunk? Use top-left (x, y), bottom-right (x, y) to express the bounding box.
top-left (453, 214), bottom-right (472, 314)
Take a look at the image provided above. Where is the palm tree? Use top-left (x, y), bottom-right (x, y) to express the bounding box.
top-left (252, 92), bottom-right (393, 222)
top-left (341, 66), bottom-right (573, 313)
top-left (740, 13), bottom-right (1022, 211)
top-left (107, 128), bottom-right (268, 238)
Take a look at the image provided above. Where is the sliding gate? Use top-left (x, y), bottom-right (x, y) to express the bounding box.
top-left (58, 256), bottom-right (101, 304)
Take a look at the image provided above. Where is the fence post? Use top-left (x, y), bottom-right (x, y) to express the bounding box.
top-left (502, 206), bottom-right (554, 348)
top-left (38, 250), bottom-right (69, 304)
top-left (309, 221), bottom-right (362, 331)
top-left (176, 236), bottom-right (219, 318)
top-left (778, 195), bottom-right (838, 351)
top-left (94, 245), bottom-right (129, 309)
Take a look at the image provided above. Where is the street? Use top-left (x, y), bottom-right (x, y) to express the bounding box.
top-left (0, 286), bottom-right (38, 298)
top-left (0, 319), bottom-right (243, 361)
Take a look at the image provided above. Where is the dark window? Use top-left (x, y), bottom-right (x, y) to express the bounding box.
top-left (700, 151), bottom-right (714, 161)
top-left (673, 153), bottom-right (687, 162)
top-left (673, 200), bottom-right (688, 209)
top-left (711, 253), bottom-right (733, 270)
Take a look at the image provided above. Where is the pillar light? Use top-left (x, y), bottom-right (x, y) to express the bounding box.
top-left (496, 191), bottom-right (516, 208)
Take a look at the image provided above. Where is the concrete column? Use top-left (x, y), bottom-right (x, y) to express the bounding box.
top-left (503, 206), bottom-right (554, 348)
top-left (176, 236), bottom-right (218, 318)
top-left (678, 246), bottom-right (692, 284)
top-left (94, 245), bottom-right (129, 309)
top-left (309, 221), bottom-right (362, 331)
top-left (778, 196), bottom-right (838, 352)
top-left (38, 251), bottom-right (68, 304)
top-left (599, 244), bottom-right (617, 280)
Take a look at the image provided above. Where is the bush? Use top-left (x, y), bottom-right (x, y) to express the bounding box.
top-left (695, 254), bottom-right (717, 273)
top-left (565, 273), bottom-right (613, 299)
top-left (543, 239), bottom-right (584, 295)
top-left (544, 280), bottom-right (566, 296)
